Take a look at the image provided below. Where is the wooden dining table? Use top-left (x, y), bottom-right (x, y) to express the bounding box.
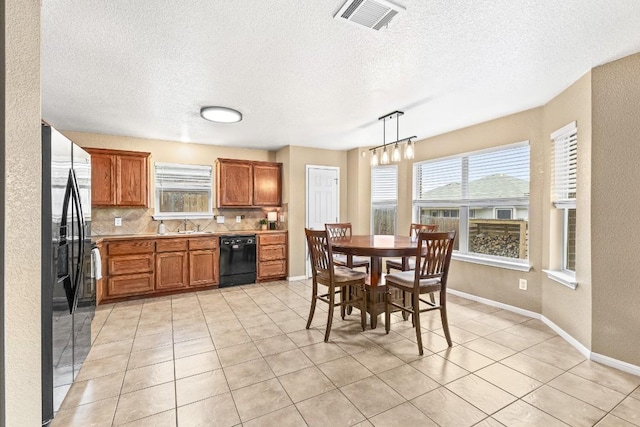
top-left (330, 235), bottom-right (418, 328)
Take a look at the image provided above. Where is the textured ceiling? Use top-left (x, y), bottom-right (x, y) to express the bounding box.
top-left (42, 0), bottom-right (640, 151)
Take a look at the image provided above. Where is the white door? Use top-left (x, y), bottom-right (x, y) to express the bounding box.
top-left (306, 166), bottom-right (340, 276)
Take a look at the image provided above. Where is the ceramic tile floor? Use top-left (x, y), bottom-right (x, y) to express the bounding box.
top-left (52, 279), bottom-right (640, 427)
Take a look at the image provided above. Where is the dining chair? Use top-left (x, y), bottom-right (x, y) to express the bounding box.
top-left (385, 223), bottom-right (437, 274)
top-left (325, 223), bottom-right (370, 274)
top-left (384, 231), bottom-right (456, 355)
top-left (305, 228), bottom-right (367, 342)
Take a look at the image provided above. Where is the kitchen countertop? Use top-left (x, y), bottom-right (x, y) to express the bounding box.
top-left (93, 229), bottom-right (287, 244)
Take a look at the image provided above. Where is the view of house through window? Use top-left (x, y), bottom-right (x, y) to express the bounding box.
top-left (154, 162), bottom-right (213, 218)
top-left (414, 143), bottom-right (530, 261)
top-left (371, 165), bottom-right (397, 235)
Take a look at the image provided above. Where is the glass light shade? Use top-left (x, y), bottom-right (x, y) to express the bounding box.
top-left (380, 146), bottom-right (390, 165)
top-left (392, 144), bottom-right (401, 162)
top-left (370, 149), bottom-right (379, 166)
top-left (404, 140), bottom-right (414, 159)
top-left (200, 106), bottom-right (242, 123)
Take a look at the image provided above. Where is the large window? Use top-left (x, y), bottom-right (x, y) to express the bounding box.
top-left (414, 142), bottom-right (530, 263)
top-left (154, 162), bottom-right (213, 219)
top-left (371, 165), bottom-right (397, 235)
top-left (551, 122), bottom-right (577, 273)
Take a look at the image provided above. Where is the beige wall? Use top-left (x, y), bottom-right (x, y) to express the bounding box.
top-left (541, 72), bottom-right (593, 347)
top-left (280, 146), bottom-right (348, 277)
top-left (3, 0), bottom-right (42, 424)
top-left (591, 52), bottom-right (640, 365)
top-left (347, 148), bottom-right (372, 234)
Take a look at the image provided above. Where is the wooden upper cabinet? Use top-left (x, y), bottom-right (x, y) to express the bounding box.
top-left (253, 164), bottom-right (282, 206)
top-left (85, 148), bottom-right (150, 207)
top-left (216, 158), bottom-right (282, 208)
top-left (116, 154), bottom-right (148, 206)
top-left (90, 152), bottom-right (116, 205)
top-left (217, 160), bottom-right (253, 207)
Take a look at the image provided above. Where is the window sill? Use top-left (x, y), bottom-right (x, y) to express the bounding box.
top-left (452, 253), bottom-right (532, 272)
top-left (543, 269), bottom-right (578, 290)
top-left (152, 214), bottom-right (214, 221)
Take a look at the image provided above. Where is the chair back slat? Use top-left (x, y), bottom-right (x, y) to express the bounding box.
top-left (415, 231), bottom-right (456, 287)
top-left (305, 228), bottom-right (334, 280)
top-left (325, 223), bottom-right (353, 239)
top-left (410, 223), bottom-right (437, 238)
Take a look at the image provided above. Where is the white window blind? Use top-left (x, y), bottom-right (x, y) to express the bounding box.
top-left (415, 143), bottom-right (530, 205)
top-left (551, 122), bottom-right (577, 206)
top-left (371, 165), bottom-right (398, 204)
top-left (415, 157), bottom-right (462, 202)
top-left (156, 163), bottom-right (212, 191)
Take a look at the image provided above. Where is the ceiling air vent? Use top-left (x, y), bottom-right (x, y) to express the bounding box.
top-left (334, 0), bottom-right (405, 31)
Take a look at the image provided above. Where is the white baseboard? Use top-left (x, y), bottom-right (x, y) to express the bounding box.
top-left (446, 288), bottom-right (540, 319)
top-left (447, 288), bottom-right (640, 377)
top-left (590, 352), bottom-right (640, 377)
top-left (288, 275), bottom-right (307, 282)
top-left (540, 316), bottom-right (591, 359)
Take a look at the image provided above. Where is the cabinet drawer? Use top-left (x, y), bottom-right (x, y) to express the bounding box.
top-left (259, 260), bottom-right (287, 278)
top-left (108, 240), bottom-right (155, 255)
top-left (108, 254), bottom-right (154, 275)
top-left (259, 233), bottom-right (286, 246)
top-left (107, 273), bottom-right (154, 297)
top-left (189, 237), bottom-right (218, 250)
top-left (156, 239), bottom-right (188, 253)
top-left (259, 245), bottom-right (286, 261)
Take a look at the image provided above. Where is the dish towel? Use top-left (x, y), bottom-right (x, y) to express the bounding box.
top-left (91, 247), bottom-right (102, 280)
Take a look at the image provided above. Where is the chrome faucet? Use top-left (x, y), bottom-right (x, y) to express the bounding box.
top-left (183, 218), bottom-right (188, 232)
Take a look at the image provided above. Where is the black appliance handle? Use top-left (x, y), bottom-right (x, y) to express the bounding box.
top-left (70, 170), bottom-right (85, 313)
top-left (59, 169), bottom-right (85, 313)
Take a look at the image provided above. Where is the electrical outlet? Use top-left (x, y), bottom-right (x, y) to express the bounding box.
top-left (216, 215), bottom-right (225, 224)
top-left (114, 217), bottom-right (122, 227)
top-left (519, 278), bottom-right (527, 290)
top-left (236, 215), bottom-right (242, 223)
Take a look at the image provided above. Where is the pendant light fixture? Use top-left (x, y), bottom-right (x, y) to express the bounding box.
top-left (370, 110), bottom-right (417, 167)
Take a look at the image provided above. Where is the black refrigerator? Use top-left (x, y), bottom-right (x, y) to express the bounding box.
top-left (41, 124), bottom-right (95, 426)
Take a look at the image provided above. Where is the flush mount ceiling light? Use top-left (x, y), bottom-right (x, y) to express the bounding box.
top-left (370, 110), bottom-right (416, 167)
top-left (200, 106), bottom-right (242, 123)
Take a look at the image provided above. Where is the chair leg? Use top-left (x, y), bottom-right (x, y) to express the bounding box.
top-left (402, 290), bottom-right (409, 321)
top-left (360, 284), bottom-right (367, 331)
top-left (413, 292), bottom-right (424, 356)
top-left (306, 282), bottom-right (317, 329)
top-left (340, 287), bottom-right (346, 320)
top-left (385, 287), bottom-right (391, 334)
top-left (346, 285), bottom-right (353, 315)
top-left (325, 287), bottom-right (335, 342)
top-left (440, 295), bottom-right (452, 347)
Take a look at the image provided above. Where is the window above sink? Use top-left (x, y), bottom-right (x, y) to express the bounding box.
top-left (153, 162), bottom-right (214, 220)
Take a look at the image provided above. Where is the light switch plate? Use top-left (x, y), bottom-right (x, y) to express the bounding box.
top-left (216, 216), bottom-right (225, 224)
top-left (236, 216), bottom-right (242, 223)
top-left (115, 217), bottom-right (122, 227)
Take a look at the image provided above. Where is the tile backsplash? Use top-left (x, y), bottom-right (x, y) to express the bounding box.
top-left (91, 205), bottom-right (287, 236)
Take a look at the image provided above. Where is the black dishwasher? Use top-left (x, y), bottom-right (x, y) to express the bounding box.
top-left (219, 235), bottom-right (257, 287)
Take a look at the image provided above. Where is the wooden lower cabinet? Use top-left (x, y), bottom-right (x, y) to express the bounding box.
top-left (105, 240), bottom-right (155, 299)
top-left (188, 237), bottom-right (219, 287)
top-left (257, 233), bottom-right (287, 281)
top-left (99, 233), bottom-right (285, 303)
top-left (156, 252), bottom-right (189, 290)
top-left (189, 250), bottom-right (218, 287)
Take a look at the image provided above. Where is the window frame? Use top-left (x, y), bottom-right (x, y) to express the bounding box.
top-left (545, 122), bottom-right (578, 288)
top-left (413, 141), bottom-right (531, 271)
top-left (371, 164), bottom-right (398, 235)
top-left (153, 162), bottom-right (214, 220)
